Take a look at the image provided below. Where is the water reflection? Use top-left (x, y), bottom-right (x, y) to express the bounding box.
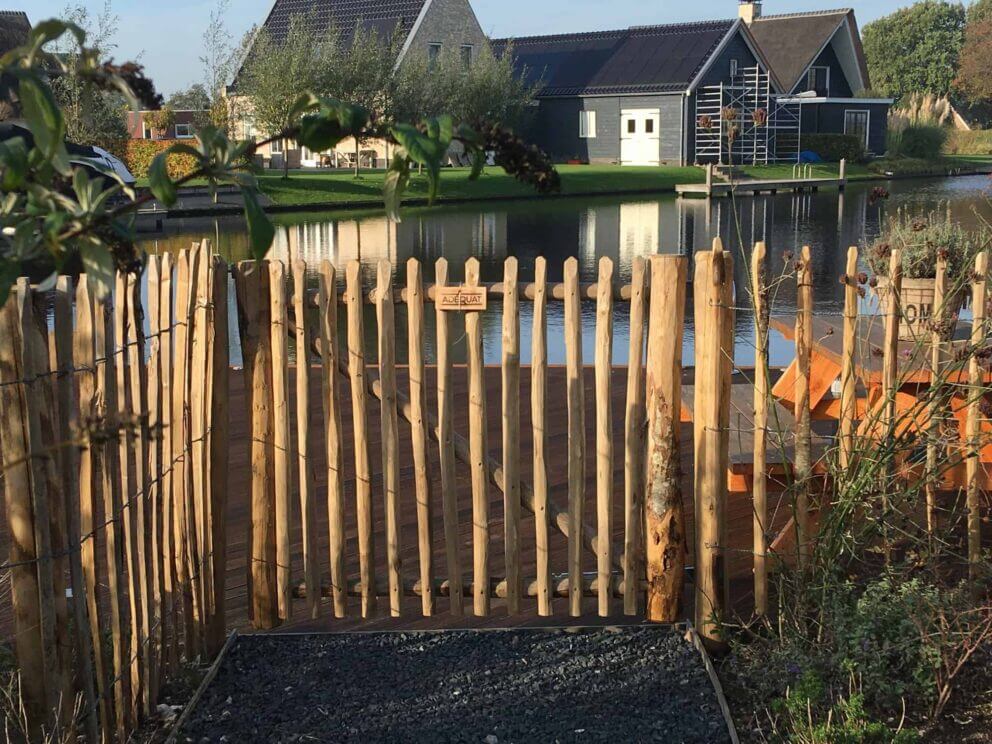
top-left (140, 174), bottom-right (992, 368)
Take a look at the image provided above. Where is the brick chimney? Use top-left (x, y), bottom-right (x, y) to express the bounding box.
top-left (739, 0), bottom-right (762, 23)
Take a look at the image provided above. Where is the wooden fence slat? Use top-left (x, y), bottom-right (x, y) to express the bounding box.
top-left (407, 258), bottom-right (435, 616)
top-left (346, 261), bottom-right (376, 617)
top-left (146, 255), bottom-right (164, 700)
top-left (200, 246), bottom-right (218, 646)
top-left (126, 270), bottom-right (154, 715)
top-left (794, 245), bottom-right (813, 567)
top-left (207, 255), bottom-right (230, 654)
top-left (17, 280), bottom-right (64, 725)
top-left (925, 254), bottom-right (947, 537)
top-left (0, 289), bottom-right (47, 734)
top-left (594, 257), bottom-right (614, 617)
top-left (502, 257), bottom-right (521, 615)
top-left (54, 277), bottom-right (100, 742)
top-left (435, 258), bottom-right (463, 616)
top-left (531, 257), bottom-right (551, 617)
top-left (622, 257), bottom-right (647, 617)
top-left (172, 252), bottom-right (193, 651)
top-left (293, 259), bottom-right (320, 620)
top-left (693, 243), bottom-right (733, 648)
top-left (645, 255), bottom-right (687, 622)
top-left (881, 248), bottom-right (902, 563)
top-left (564, 257), bottom-right (586, 618)
top-left (269, 260), bottom-right (293, 621)
top-left (465, 257), bottom-right (490, 617)
top-left (750, 242), bottom-right (769, 616)
top-left (839, 247), bottom-right (859, 470)
top-left (159, 253), bottom-right (178, 672)
top-left (317, 261), bottom-right (347, 618)
top-left (376, 259), bottom-right (403, 617)
top-left (234, 260), bottom-right (279, 629)
top-left (967, 251), bottom-right (988, 579)
top-left (185, 247), bottom-right (207, 645)
top-left (97, 286), bottom-right (130, 739)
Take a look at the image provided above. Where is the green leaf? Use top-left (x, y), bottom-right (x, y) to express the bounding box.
top-left (15, 70), bottom-right (69, 172)
top-left (297, 116), bottom-right (347, 153)
top-left (0, 259), bottom-right (20, 307)
top-left (287, 93), bottom-right (320, 123)
top-left (0, 138), bottom-right (29, 191)
top-left (28, 20), bottom-right (85, 50)
top-left (241, 187), bottom-right (274, 260)
top-left (383, 153), bottom-right (410, 223)
top-left (148, 154), bottom-right (177, 206)
top-left (78, 240), bottom-right (115, 300)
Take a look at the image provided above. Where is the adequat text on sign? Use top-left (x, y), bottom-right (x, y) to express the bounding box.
top-left (435, 286), bottom-right (488, 311)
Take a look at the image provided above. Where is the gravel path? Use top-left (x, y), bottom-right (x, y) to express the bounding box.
top-left (178, 626), bottom-right (729, 743)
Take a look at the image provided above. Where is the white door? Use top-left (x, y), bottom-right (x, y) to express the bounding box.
top-left (620, 109), bottom-right (661, 166)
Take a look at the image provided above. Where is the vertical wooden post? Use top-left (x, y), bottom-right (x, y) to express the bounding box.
top-left (207, 256), bottom-right (230, 653)
top-left (750, 242), bottom-right (769, 616)
top-left (200, 247), bottom-right (217, 647)
top-left (623, 257), bottom-right (647, 616)
top-left (158, 253), bottom-right (178, 671)
top-left (407, 258), bottom-right (436, 616)
top-left (502, 257), bottom-right (522, 615)
top-left (293, 260), bottom-right (319, 619)
top-left (693, 243), bottom-right (733, 647)
top-left (531, 257), bottom-right (551, 616)
top-left (0, 288), bottom-right (48, 733)
top-left (967, 251), bottom-right (988, 581)
top-left (234, 261), bottom-right (279, 629)
top-left (346, 261), bottom-right (376, 617)
top-left (146, 255), bottom-right (164, 699)
top-left (564, 257), bottom-right (586, 617)
top-left (794, 245), bottom-right (813, 567)
top-left (53, 277), bottom-right (100, 742)
top-left (645, 255), bottom-right (688, 622)
top-left (318, 261), bottom-right (347, 618)
top-left (171, 253), bottom-right (193, 652)
top-left (268, 260), bottom-right (292, 621)
top-left (18, 281), bottom-right (64, 726)
top-left (465, 257), bottom-right (490, 617)
top-left (881, 249), bottom-right (902, 563)
top-left (435, 258), bottom-right (463, 615)
top-left (926, 254), bottom-right (947, 536)
top-left (376, 260), bottom-right (403, 617)
top-left (839, 247), bottom-right (859, 470)
top-left (594, 257), bottom-right (614, 617)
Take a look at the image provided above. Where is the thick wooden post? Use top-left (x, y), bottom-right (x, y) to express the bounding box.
top-left (794, 245), bottom-right (813, 567)
top-left (881, 249), bottom-right (902, 563)
top-left (531, 257), bottom-right (551, 616)
top-left (645, 255), bottom-right (687, 622)
top-left (171, 252), bottom-right (193, 653)
top-left (750, 243), bottom-right (769, 616)
top-left (146, 256), bottom-right (165, 700)
top-left (502, 257), bottom-right (522, 614)
top-left (269, 260), bottom-right (292, 622)
top-left (158, 254), bottom-right (178, 673)
top-left (967, 251), bottom-right (988, 580)
top-left (407, 259), bottom-right (436, 616)
top-left (839, 247), bottom-right (859, 469)
top-left (693, 243), bottom-right (733, 646)
top-left (594, 257), bottom-right (614, 617)
top-left (465, 257), bottom-right (490, 616)
top-left (435, 258), bottom-right (463, 616)
top-left (926, 254), bottom-right (948, 537)
top-left (317, 261), bottom-right (347, 617)
top-left (623, 257), bottom-right (647, 616)
top-left (564, 257), bottom-right (586, 618)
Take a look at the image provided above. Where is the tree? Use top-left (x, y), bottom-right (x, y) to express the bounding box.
top-left (968, 0), bottom-right (992, 22)
top-left (862, 1), bottom-right (967, 103)
top-left (200, 0), bottom-right (240, 134)
top-left (167, 84), bottom-right (211, 111)
top-left (956, 1), bottom-right (992, 104)
top-left (236, 13), bottom-right (342, 178)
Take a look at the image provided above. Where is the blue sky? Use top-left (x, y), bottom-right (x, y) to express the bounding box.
top-left (10, 0), bottom-right (927, 95)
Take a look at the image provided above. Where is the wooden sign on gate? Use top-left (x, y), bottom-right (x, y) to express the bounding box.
top-left (436, 286), bottom-right (488, 312)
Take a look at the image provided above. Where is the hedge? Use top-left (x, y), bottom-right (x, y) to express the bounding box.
top-left (944, 129), bottom-right (992, 155)
top-left (800, 133), bottom-right (866, 163)
top-left (94, 138), bottom-right (200, 180)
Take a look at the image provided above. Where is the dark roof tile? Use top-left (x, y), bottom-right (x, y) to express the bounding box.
top-left (261, 0), bottom-right (425, 42)
top-left (746, 9), bottom-right (850, 92)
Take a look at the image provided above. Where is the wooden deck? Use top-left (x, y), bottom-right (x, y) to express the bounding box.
top-left (676, 177), bottom-right (845, 198)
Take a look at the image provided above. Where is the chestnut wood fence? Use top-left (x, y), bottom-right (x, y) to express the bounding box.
top-left (0, 238), bottom-right (987, 742)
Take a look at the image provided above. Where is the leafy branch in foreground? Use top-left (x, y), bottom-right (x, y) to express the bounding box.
top-left (0, 19), bottom-right (561, 305)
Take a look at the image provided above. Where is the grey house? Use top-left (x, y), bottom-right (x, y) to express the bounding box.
top-left (495, 2), bottom-right (891, 165)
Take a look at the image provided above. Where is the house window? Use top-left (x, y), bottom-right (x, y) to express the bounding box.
top-left (645, 118), bottom-right (654, 134)
top-left (579, 110), bottom-right (597, 138)
top-left (270, 138), bottom-right (283, 155)
top-left (143, 125), bottom-right (152, 140)
top-left (627, 118), bottom-right (636, 134)
top-left (428, 43), bottom-right (442, 70)
top-left (844, 109), bottom-right (870, 148)
top-left (806, 65), bottom-right (830, 95)
top-left (729, 59), bottom-right (739, 77)
top-left (460, 44), bottom-right (473, 68)
top-left (174, 123), bottom-right (194, 139)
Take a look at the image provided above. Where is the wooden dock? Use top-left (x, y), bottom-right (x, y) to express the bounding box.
top-left (676, 176), bottom-right (846, 197)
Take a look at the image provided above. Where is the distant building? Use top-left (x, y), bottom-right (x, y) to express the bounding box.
top-left (0, 11), bottom-right (31, 116)
top-left (126, 110), bottom-right (209, 141)
top-left (494, 2), bottom-right (891, 164)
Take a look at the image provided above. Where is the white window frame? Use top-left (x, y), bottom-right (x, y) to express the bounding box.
top-left (460, 44), bottom-right (473, 68)
top-left (807, 65), bottom-right (830, 94)
top-left (428, 42), bottom-right (442, 70)
top-left (729, 58), bottom-right (739, 77)
top-left (843, 108), bottom-right (871, 148)
top-left (579, 110), bottom-right (597, 138)
top-left (174, 123), bottom-right (194, 139)
top-left (143, 125), bottom-right (152, 140)
top-left (270, 138), bottom-right (284, 155)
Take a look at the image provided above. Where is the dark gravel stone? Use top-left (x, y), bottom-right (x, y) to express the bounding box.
top-left (178, 626), bottom-right (728, 743)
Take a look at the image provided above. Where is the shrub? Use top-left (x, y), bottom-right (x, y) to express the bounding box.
top-left (864, 209), bottom-right (988, 279)
top-left (888, 124), bottom-right (948, 159)
top-left (92, 138), bottom-right (200, 180)
top-left (801, 133), bottom-right (866, 162)
top-left (944, 128), bottom-right (992, 155)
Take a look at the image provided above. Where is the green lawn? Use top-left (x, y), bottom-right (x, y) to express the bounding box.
top-left (255, 164), bottom-right (705, 206)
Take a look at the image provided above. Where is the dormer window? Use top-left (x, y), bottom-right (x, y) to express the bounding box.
top-left (806, 66), bottom-right (830, 96)
top-left (730, 59), bottom-right (739, 78)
